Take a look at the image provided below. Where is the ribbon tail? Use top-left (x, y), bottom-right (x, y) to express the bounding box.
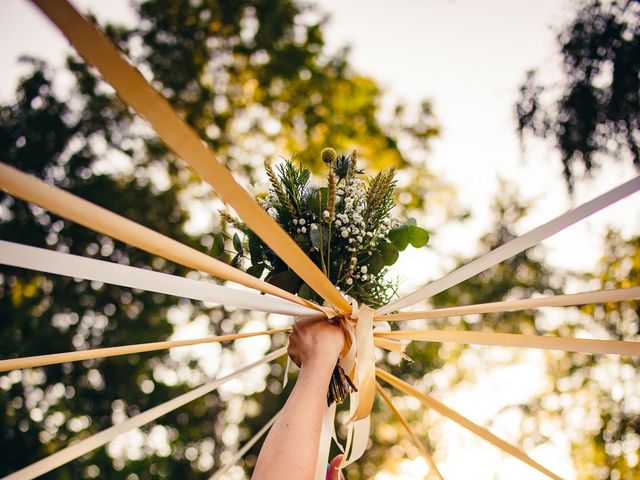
top-left (315, 402), bottom-right (337, 480)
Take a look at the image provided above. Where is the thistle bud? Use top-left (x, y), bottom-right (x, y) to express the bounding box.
top-left (321, 147), bottom-right (337, 165)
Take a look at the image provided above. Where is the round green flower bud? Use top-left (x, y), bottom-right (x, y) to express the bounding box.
top-left (321, 147), bottom-right (337, 164)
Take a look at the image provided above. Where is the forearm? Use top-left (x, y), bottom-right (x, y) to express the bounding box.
top-left (252, 357), bottom-right (335, 480)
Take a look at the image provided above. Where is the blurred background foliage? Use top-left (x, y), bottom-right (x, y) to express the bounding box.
top-left (516, 0), bottom-right (640, 191)
top-left (0, 0), bottom-right (638, 479)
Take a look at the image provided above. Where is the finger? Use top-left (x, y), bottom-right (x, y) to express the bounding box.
top-left (328, 455), bottom-right (344, 480)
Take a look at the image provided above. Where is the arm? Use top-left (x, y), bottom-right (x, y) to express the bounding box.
top-left (252, 315), bottom-right (344, 480)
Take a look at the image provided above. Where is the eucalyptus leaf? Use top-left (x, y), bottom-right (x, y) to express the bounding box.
top-left (407, 225), bottom-right (429, 248)
top-left (233, 232), bottom-right (243, 253)
top-left (388, 225), bottom-right (409, 250)
top-left (380, 242), bottom-right (399, 266)
top-left (248, 233), bottom-right (263, 264)
top-left (298, 283), bottom-right (314, 300)
top-left (246, 264), bottom-right (264, 278)
top-left (367, 252), bottom-right (385, 275)
top-left (267, 270), bottom-right (303, 293)
top-left (211, 233), bottom-right (225, 257)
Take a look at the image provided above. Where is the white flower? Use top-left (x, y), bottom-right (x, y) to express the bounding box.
top-left (346, 278), bottom-right (353, 285)
top-left (299, 218), bottom-right (306, 225)
top-left (267, 207), bottom-right (278, 218)
top-left (361, 266), bottom-right (368, 274)
top-left (361, 274), bottom-right (368, 281)
top-left (297, 228), bottom-right (301, 233)
top-left (293, 219), bottom-right (299, 225)
top-left (356, 236), bottom-right (363, 242)
top-left (335, 220), bottom-right (342, 227)
top-left (311, 223), bottom-right (318, 230)
top-left (323, 210), bottom-right (330, 218)
top-left (301, 226), bottom-right (307, 233)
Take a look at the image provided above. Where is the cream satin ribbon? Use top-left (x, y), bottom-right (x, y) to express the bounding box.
top-left (2, 348), bottom-right (287, 480)
top-left (209, 410), bottom-right (281, 480)
top-left (378, 175), bottom-right (640, 314)
top-left (375, 329), bottom-right (640, 356)
top-left (0, 329), bottom-right (290, 373)
top-left (0, 163), bottom-right (318, 312)
top-left (31, 0), bottom-right (350, 315)
top-left (377, 287), bottom-right (640, 322)
top-left (0, 240), bottom-right (318, 317)
top-left (376, 368), bottom-right (563, 480)
top-left (375, 383), bottom-right (444, 480)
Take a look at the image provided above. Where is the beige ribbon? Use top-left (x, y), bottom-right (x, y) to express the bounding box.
top-left (2, 348), bottom-right (287, 480)
top-left (31, 0), bottom-right (350, 315)
top-left (377, 287), bottom-right (640, 322)
top-left (0, 163), bottom-right (318, 311)
top-left (0, 328), bottom-right (290, 373)
top-left (376, 368), bottom-right (563, 480)
top-left (375, 329), bottom-right (640, 356)
top-left (209, 410), bottom-right (280, 480)
top-left (378, 175), bottom-right (640, 314)
top-left (376, 382), bottom-right (444, 480)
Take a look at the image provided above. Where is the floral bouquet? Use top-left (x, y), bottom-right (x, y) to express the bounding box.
top-left (216, 148), bottom-right (429, 404)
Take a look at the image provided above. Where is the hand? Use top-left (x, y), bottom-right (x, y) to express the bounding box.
top-left (287, 315), bottom-right (345, 370)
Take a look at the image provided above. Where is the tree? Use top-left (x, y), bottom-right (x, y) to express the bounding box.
top-left (511, 230), bottom-right (640, 480)
top-left (0, 0), bottom-right (440, 478)
top-left (516, 0), bottom-right (640, 190)
top-left (350, 184), bottom-right (561, 479)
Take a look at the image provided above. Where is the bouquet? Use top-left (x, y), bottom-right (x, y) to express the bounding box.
top-left (215, 148), bottom-right (429, 404)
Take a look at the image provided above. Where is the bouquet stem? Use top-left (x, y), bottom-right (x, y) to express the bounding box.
top-left (327, 364), bottom-right (358, 406)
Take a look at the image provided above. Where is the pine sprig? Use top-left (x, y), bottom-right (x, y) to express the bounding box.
top-left (265, 159), bottom-right (295, 216)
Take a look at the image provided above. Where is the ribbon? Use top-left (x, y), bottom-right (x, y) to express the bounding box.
top-left (209, 410), bottom-right (281, 480)
top-left (377, 287), bottom-right (640, 322)
top-left (0, 163), bottom-right (319, 312)
top-left (31, 0), bottom-right (351, 315)
top-left (0, 328), bottom-right (290, 373)
top-left (376, 368), bottom-right (563, 480)
top-left (2, 348), bottom-right (287, 480)
top-left (375, 383), bottom-right (444, 480)
top-left (375, 329), bottom-right (640, 356)
top-left (0, 240), bottom-right (318, 317)
top-left (378, 175), bottom-right (640, 314)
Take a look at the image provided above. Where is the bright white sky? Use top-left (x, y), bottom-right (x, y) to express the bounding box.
top-left (1, 1), bottom-right (638, 479)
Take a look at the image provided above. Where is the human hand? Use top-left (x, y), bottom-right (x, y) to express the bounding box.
top-left (287, 315), bottom-right (345, 371)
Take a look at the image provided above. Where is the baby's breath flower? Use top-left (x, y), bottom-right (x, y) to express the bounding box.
top-left (346, 278), bottom-right (353, 285)
top-left (293, 218), bottom-right (299, 225)
top-left (361, 266), bottom-right (368, 274)
top-left (301, 226), bottom-right (307, 233)
top-left (299, 218), bottom-right (306, 225)
top-left (311, 223), bottom-right (318, 230)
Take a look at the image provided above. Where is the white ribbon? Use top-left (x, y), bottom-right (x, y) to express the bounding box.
top-left (209, 409), bottom-right (281, 480)
top-left (378, 175), bottom-right (640, 314)
top-left (0, 241), bottom-right (317, 317)
top-left (2, 347), bottom-right (286, 480)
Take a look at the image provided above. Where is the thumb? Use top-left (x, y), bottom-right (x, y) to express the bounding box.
top-left (327, 455), bottom-right (344, 480)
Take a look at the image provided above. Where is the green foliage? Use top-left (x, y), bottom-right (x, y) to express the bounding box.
top-left (1, 0), bottom-right (442, 477)
top-left (516, 0), bottom-right (640, 190)
top-left (222, 150), bottom-right (430, 309)
top-left (522, 230), bottom-right (640, 480)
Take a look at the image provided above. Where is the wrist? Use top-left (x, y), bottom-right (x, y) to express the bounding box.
top-left (300, 353), bottom-right (338, 375)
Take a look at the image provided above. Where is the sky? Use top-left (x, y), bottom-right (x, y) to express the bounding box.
top-left (1, 1), bottom-right (638, 479)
